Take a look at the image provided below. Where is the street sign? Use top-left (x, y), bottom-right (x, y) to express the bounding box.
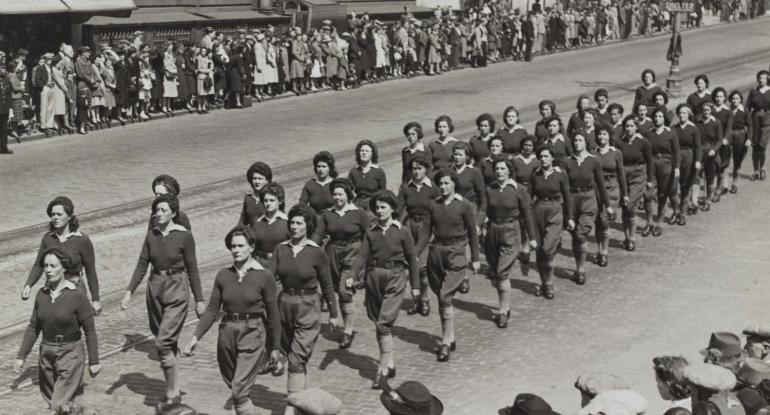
top-left (663, 1), bottom-right (695, 12)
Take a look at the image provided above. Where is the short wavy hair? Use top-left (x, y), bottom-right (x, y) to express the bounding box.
top-left (225, 226), bottom-right (258, 250)
top-left (653, 356), bottom-right (691, 400)
top-left (287, 204), bottom-right (318, 236)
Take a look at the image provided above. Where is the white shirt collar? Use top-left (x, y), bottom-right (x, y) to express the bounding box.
top-left (454, 163), bottom-right (468, 174)
top-left (598, 145), bottom-right (617, 154)
top-left (436, 136), bottom-right (458, 145)
top-left (256, 210), bottom-right (288, 225)
top-left (314, 176), bottom-right (333, 186)
top-left (715, 104), bottom-right (730, 112)
top-left (331, 203), bottom-right (358, 216)
top-left (643, 83), bottom-right (658, 89)
top-left (732, 104), bottom-right (745, 112)
top-left (44, 279), bottom-right (78, 303)
top-left (549, 134), bottom-right (565, 143)
top-left (49, 231), bottom-right (83, 241)
top-left (516, 154), bottom-right (536, 163)
top-left (406, 142), bottom-right (425, 153)
top-left (407, 177), bottom-right (433, 188)
top-left (441, 193), bottom-right (464, 205)
top-left (370, 218), bottom-right (403, 233)
top-left (625, 133), bottom-right (643, 144)
top-left (703, 115), bottom-right (716, 124)
top-left (154, 223), bottom-right (188, 234)
top-left (357, 163), bottom-right (380, 173)
top-left (280, 238), bottom-right (320, 257)
top-left (680, 120), bottom-right (696, 128)
top-left (503, 124), bottom-right (526, 132)
top-left (493, 178), bottom-right (518, 190)
top-left (233, 257), bottom-right (264, 282)
top-left (654, 125), bottom-right (671, 133)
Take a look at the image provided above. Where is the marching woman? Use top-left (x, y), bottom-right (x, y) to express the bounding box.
top-left (484, 158), bottom-right (536, 328)
top-left (566, 95), bottom-right (592, 140)
top-left (530, 147), bottom-right (572, 299)
top-left (540, 116), bottom-right (573, 166)
top-left (121, 194), bottom-right (205, 410)
top-left (633, 69), bottom-right (664, 109)
top-left (239, 162), bottom-right (273, 228)
top-left (183, 226), bottom-right (281, 415)
top-left (563, 133), bottom-right (611, 285)
top-left (14, 247), bottom-right (101, 412)
top-left (468, 113), bottom-right (496, 164)
top-left (747, 70), bottom-right (770, 181)
top-left (311, 178), bottom-right (369, 349)
top-left (397, 157), bottom-right (440, 317)
top-left (615, 115), bottom-right (654, 251)
top-left (512, 136), bottom-right (541, 264)
top-left (646, 107), bottom-right (680, 236)
top-left (452, 142), bottom-right (487, 294)
top-left (479, 136), bottom-right (508, 185)
top-left (415, 169), bottom-right (480, 362)
top-left (299, 151), bottom-right (337, 215)
top-left (350, 190), bottom-right (419, 389)
top-left (673, 104), bottom-right (703, 223)
top-left (593, 125), bottom-right (627, 267)
top-left (273, 205), bottom-right (339, 414)
top-left (348, 139), bottom-right (387, 215)
top-left (534, 100), bottom-right (558, 143)
top-left (695, 103), bottom-right (723, 209)
top-left (22, 197), bottom-right (101, 316)
top-left (711, 87), bottom-right (733, 196)
top-left (496, 106), bottom-right (529, 157)
top-left (401, 122), bottom-right (432, 184)
top-left (573, 109), bottom-right (599, 151)
top-left (608, 103), bottom-right (625, 141)
top-left (251, 183), bottom-right (290, 267)
top-left (635, 102), bottom-right (654, 137)
top-left (594, 88), bottom-right (612, 127)
top-left (686, 74), bottom-right (713, 113)
top-left (150, 174), bottom-right (192, 230)
top-left (652, 90), bottom-right (675, 126)
top-left (727, 90), bottom-right (753, 193)
top-left (429, 115), bottom-right (459, 172)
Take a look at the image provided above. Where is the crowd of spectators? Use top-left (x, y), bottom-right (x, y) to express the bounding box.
top-left (0, 0), bottom-right (765, 142)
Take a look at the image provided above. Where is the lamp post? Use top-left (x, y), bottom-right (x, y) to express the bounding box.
top-left (665, 1), bottom-right (694, 96)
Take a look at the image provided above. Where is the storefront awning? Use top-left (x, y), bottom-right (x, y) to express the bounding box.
top-left (85, 7), bottom-right (207, 26)
top-left (64, 0), bottom-right (137, 13)
top-left (0, 0), bottom-right (70, 14)
top-left (194, 10), bottom-right (289, 21)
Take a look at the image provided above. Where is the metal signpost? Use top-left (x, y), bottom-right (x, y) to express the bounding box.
top-left (664, 0), bottom-right (695, 95)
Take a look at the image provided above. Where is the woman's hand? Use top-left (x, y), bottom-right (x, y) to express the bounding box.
top-left (567, 219), bottom-right (576, 231)
top-left (120, 291), bottom-right (131, 310)
top-left (646, 181), bottom-right (654, 189)
top-left (674, 168), bottom-right (680, 178)
top-left (345, 277), bottom-right (354, 288)
top-left (746, 140), bottom-right (752, 148)
top-left (411, 289), bottom-right (421, 300)
top-left (722, 138), bottom-right (729, 146)
top-left (708, 149), bottom-right (716, 157)
top-left (328, 317), bottom-right (341, 330)
top-left (183, 336), bottom-right (198, 356)
top-left (13, 359), bottom-right (24, 374)
top-left (92, 301), bottom-right (102, 316)
top-left (471, 261), bottom-right (481, 273)
top-left (21, 285), bottom-right (31, 300)
top-left (528, 240), bottom-right (538, 250)
top-left (269, 350), bottom-right (281, 362)
top-left (695, 161), bottom-right (702, 170)
top-left (88, 364), bottom-right (102, 377)
top-left (606, 207), bottom-right (615, 218)
top-left (195, 301), bottom-right (206, 318)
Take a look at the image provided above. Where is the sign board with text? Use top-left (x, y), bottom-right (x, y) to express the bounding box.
top-left (663, 1), bottom-right (695, 12)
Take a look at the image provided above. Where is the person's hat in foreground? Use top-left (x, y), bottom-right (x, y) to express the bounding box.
top-left (381, 380), bottom-right (443, 415)
top-left (287, 388), bottom-right (342, 415)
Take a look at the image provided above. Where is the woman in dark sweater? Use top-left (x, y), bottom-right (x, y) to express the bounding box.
top-left (747, 70), bottom-right (770, 181)
top-left (252, 183), bottom-right (290, 267)
top-left (534, 100), bottom-right (558, 143)
top-left (23, 197), bottom-right (101, 316)
top-left (496, 106), bottom-right (529, 157)
top-left (415, 169), bottom-right (480, 362)
top-left (673, 104), bottom-right (702, 223)
top-left (593, 125), bottom-right (627, 267)
top-left (711, 87), bottom-right (732, 197)
top-left (512, 136), bottom-right (541, 264)
top-left (468, 112), bottom-right (496, 164)
top-left (652, 90), bottom-right (675, 127)
top-left (15, 247), bottom-right (101, 412)
top-left (479, 136), bottom-right (508, 186)
top-left (728, 90), bottom-right (753, 193)
top-left (695, 103), bottom-right (723, 210)
top-left (615, 115), bottom-right (654, 250)
top-left (633, 69), bottom-right (663, 109)
top-left (183, 227), bottom-right (281, 415)
top-left (397, 156), bottom-right (440, 317)
top-left (429, 115), bottom-right (459, 172)
top-left (121, 194), bottom-right (205, 410)
top-left (686, 74), bottom-right (713, 113)
top-left (239, 161), bottom-right (273, 228)
top-left (452, 142), bottom-right (487, 294)
top-left (646, 107), bottom-right (680, 236)
top-left (150, 174), bottom-right (191, 230)
top-left (312, 178), bottom-right (369, 349)
top-left (348, 139), bottom-right (387, 216)
top-left (530, 147), bottom-right (572, 300)
top-left (401, 122), bottom-right (432, 184)
top-left (273, 205), bottom-right (339, 410)
top-left (484, 158), bottom-right (536, 328)
top-left (351, 190), bottom-right (419, 389)
top-left (299, 151), bottom-right (337, 215)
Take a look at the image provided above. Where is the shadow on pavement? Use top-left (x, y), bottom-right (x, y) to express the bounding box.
top-left (248, 383), bottom-right (287, 415)
top-left (391, 324), bottom-right (441, 355)
top-left (105, 372), bottom-right (167, 407)
top-left (317, 348), bottom-right (378, 382)
top-left (452, 298), bottom-right (496, 323)
top-left (120, 333), bottom-right (159, 362)
top-left (510, 278), bottom-right (540, 296)
top-left (11, 366), bottom-right (38, 389)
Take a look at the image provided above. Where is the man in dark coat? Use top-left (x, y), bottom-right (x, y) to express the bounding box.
top-left (0, 65), bottom-right (13, 154)
top-left (523, 12), bottom-right (536, 61)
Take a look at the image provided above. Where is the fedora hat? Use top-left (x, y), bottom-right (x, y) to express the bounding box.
top-left (507, 393), bottom-right (560, 415)
top-left (381, 381), bottom-right (443, 415)
top-left (591, 390), bottom-right (648, 415)
top-left (575, 373), bottom-right (631, 399)
top-left (744, 326), bottom-right (770, 341)
top-left (701, 332), bottom-right (745, 361)
top-left (738, 359), bottom-right (770, 387)
top-left (684, 362), bottom-right (737, 391)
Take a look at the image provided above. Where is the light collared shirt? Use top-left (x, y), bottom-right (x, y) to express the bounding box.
top-left (624, 133), bottom-right (643, 144)
top-left (314, 176), bottom-right (333, 186)
top-left (502, 124), bottom-right (526, 133)
top-left (331, 203), bottom-right (358, 217)
top-left (405, 142), bottom-right (426, 154)
top-left (256, 210), bottom-right (288, 225)
top-left (370, 218), bottom-right (402, 234)
top-left (571, 152), bottom-right (594, 165)
top-left (679, 120), bottom-right (696, 129)
top-left (280, 238), bottom-right (320, 257)
top-left (50, 230), bottom-right (83, 243)
top-left (154, 222), bottom-right (188, 235)
top-left (441, 193), bottom-right (464, 205)
top-left (492, 178), bottom-right (518, 191)
top-left (233, 257), bottom-right (264, 282)
top-left (597, 145), bottom-right (617, 155)
top-left (44, 279), bottom-right (77, 303)
top-left (732, 104), bottom-right (745, 114)
top-left (454, 163), bottom-right (468, 174)
top-left (407, 176), bottom-right (432, 191)
top-left (357, 163), bottom-right (380, 174)
top-left (548, 134), bottom-right (566, 144)
top-left (436, 136), bottom-right (458, 145)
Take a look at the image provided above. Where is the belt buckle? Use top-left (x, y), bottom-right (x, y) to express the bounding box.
top-left (55, 335), bottom-right (64, 345)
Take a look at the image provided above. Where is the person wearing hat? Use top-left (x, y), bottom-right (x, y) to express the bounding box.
top-left (702, 332), bottom-right (747, 374)
top-left (273, 205), bottom-right (340, 415)
top-left (685, 362), bottom-right (746, 415)
top-left (183, 226), bottom-right (281, 415)
top-left (75, 46), bottom-right (98, 128)
top-left (575, 372), bottom-right (632, 408)
top-left (580, 390), bottom-right (648, 415)
top-left (415, 169), bottom-right (480, 362)
top-left (201, 28), bottom-right (215, 51)
top-left (150, 175), bottom-right (192, 230)
top-left (122, 193), bottom-right (205, 411)
top-left (14, 247), bottom-right (101, 412)
top-left (37, 52), bottom-right (58, 133)
top-left (240, 161), bottom-right (274, 228)
top-left (654, 356), bottom-right (693, 411)
top-left (744, 326), bottom-right (770, 362)
top-left (737, 358), bottom-right (770, 389)
top-left (263, 33), bottom-right (279, 96)
top-left (132, 31), bottom-right (144, 51)
top-left (287, 388), bottom-right (342, 415)
top-left (321, 30), bottom-right (344, 91)
top-left (381, 380), bottom-right (443, 415)
top-left (22, 197), bottom-right (102, 315)
top-left (504, 393), bottom-right (556, 415)
top-left (289, 27), bottom-right (309, 95)
top-left (253, 32), bottom-right (268, 102)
